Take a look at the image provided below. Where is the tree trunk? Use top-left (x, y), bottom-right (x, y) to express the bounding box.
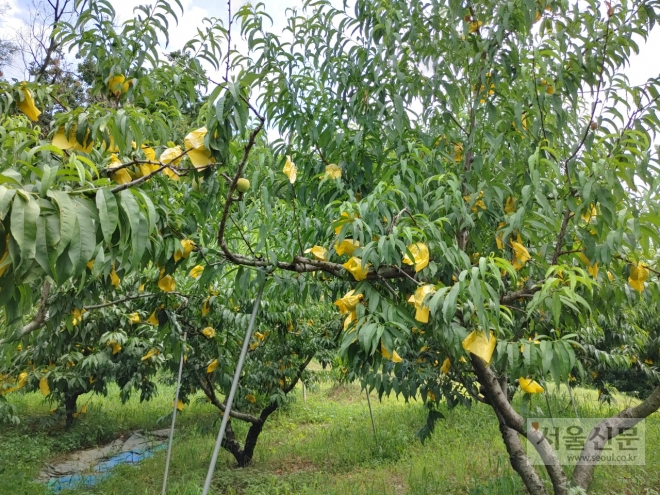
top-left (221, 421), bottom-right (247, 465)
top-left (470, 354), bottom-right (568, 495)
top-left (64, 392), bottom-right (80, 428)
top-left (198, 354), bottom-right (314, 467)
top-left (219, 401), bottom-right (279, 467)
top-left (489, 376), bottom-right (548, 495)
top-left (572, 383), bottom-right (660, 490)
top-left (237, 401), bottom-right (278, 466)
top-left (493, 407), bottom-right (548, 495)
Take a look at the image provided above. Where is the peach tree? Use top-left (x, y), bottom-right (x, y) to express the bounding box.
top-left (1, 0), bottom-right (660, 493)
top-left (229, 1), bottom-right (660, 494)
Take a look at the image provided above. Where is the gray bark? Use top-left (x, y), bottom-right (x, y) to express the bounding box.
top-left (471, 354), bottom-right (569, 495)
top-left (572, 383), bottom-right (660, 490)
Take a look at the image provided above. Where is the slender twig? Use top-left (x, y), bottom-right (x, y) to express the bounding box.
top-left (501, 304), bottom-right (528, 315)
top-left (606, 94), bottom-right (660, 161)
top-left (315, 144), bottom-right (331, 166)
top-left (229, 214), bottom-right (256, 257)
top-left (107, 147), bottom-right (192, 173)
top-left (531, 50), bottom-right (547, 142)
top-left (551, 210), bottom-right (574, 265)
top-left (389, 207), bottom-right (419, 234)
top-left (289, 186), bottom-right (305, 256)
top-left (0, 282), bottom-right (50, 345)
top-left (83, 293), bottom-right (155, 310)
top-left (171, 56), bottom-right (265, 123)
top-left (563, 17), bottom-right (611, 174)
top-left (447, 113), bottom-right (468, 136)
top-left (216, 117), bottom-right (265, 263)
top-left (109, 164), bottom-right (171, 193)
top-left (374, 276), bottom-right (398, 300)
top-left (613, 255), bottom-right (660, 277)
top-left (225, 0), bottom-right (232, 82)
top-left (109, 148), bottom-right (195, 193)
top-left (557, 249), bottom-right (582, 257)
top-left (455, 370), bottom-right (488, 404)
top-left (35, 0), bottom-right (70, 82)
top-left (51, 93), bottom-right (70, 111)
top-left (396, 266), bottom-right (423, 286)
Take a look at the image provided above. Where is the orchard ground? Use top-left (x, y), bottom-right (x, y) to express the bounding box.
top-left (1, 376), bottom-right (658, 495)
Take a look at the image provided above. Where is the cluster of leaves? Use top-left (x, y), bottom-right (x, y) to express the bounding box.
top-left (580, 304), bottom-right (660, 400)
top-left (231, 0), bottom-right (660, 404)
top-left (170, 281), bottom-right (340, 414)
top-left (1, 0), bottom-right (660, 487)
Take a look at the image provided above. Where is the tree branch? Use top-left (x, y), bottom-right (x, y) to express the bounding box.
top-left (563, 16), bottom-right (611, 174)
top-left (470, 353), bottom-right (569, 495)
top-left (283, 354), bottom-right (314, 394)
top-left (217, 117), bottom-right (265, 259)
top-left (109, 163), bottom-right (172, 193)
top-left (315, 144), bottom-right (331, 166)
top-left (531, 50), bottom-right (547, 142)
top-left (196, 373), bottom-right (261, 425)
top-left (551, 210), bottom-right (574, 265)
top-left (493, 404), bottom-right (548, 495)
top-left (572, 382), bottom-right (660, 490)
top-left (0, 282), bottom-right (50, 345)
top-left (225, 0), bottom-right (232, 82)
top-left (500, 287), bottom-right (539, 304)
top-left (83, 293), bottom-right (155, 310)
top-left (228, 214), bottom-right (256, 257)
top-left (34, 0), bottom-right (70, 82)
top-left (388, 207), bottom-right (418, 234)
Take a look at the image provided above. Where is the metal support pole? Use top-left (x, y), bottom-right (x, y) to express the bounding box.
top-left (567, 383), bottom-right (579, 418)
top-left (544, 390), bottom-right (555, 428)
top-left (366, 388), bottom-right (376, 436)
top-left (162, 315), bottom-right (187, 495)
top-left (201, 280), bottom-right (265, 495)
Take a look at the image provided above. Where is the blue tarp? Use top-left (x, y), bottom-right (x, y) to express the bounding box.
top-left (46, 443), bottom-right (167, 493)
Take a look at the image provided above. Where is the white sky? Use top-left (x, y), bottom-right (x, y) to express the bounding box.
top-left (2, 0), bottom-right (659, 111)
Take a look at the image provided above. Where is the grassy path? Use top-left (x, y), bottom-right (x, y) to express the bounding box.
top-left (1, 380), bottom-right (658, 494)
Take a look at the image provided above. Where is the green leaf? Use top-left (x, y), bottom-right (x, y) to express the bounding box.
top-left (0, 186), bottom-right (16, 219)
top-left (135, 190), bottom-right (158, 233)
top-left (442, 283), bottom-right (460, 323)
top-left (70, 198), bottom-right (96, 275)
top-left (10, 194), bottom-right (40, 269)
top-left (131, 213), bottom-right (148, 269)
top-left (119, 190), bottom-right (140, 239)
top-left (96, 188), bottom-right (119, 245)
top-left (44, 213), bottom-right (61, 280)
top-left (540, 340), bottom-right (552, 375)
top-left (49, 191), bottom-right (76, 256)
top-left (552, 292), bottom-right (561, 327)
top-left (358, 322), bottom-right (377, 353)
top-left (40, 164), bottom-right (59, 196)
top-left (35, 216), bottom-right (54, 278)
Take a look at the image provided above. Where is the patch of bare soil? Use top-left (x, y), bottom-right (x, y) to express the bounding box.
top-left (268, 456), bottom-right (317, 475)
top-left (324, 383), bottom-right (367, 403)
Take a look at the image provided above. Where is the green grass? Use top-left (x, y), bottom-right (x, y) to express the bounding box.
top-left (1, 380), bottom-right (659, 495)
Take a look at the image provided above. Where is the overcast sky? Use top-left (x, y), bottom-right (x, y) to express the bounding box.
top-left (2, 0), bottom-right (659, 109)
